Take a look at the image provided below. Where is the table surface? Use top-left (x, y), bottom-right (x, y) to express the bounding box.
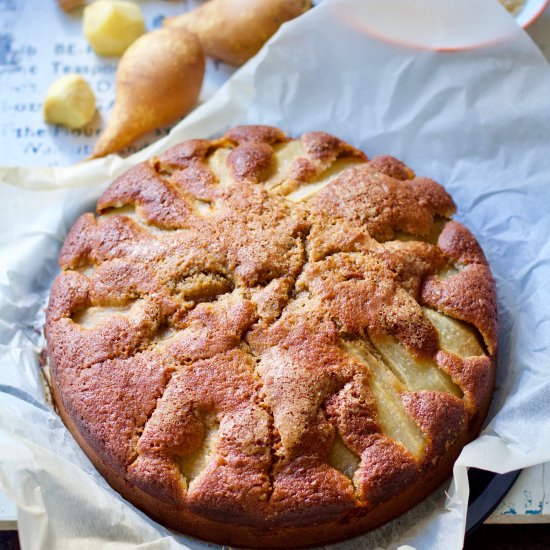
top-left (1, 1), bottom-right (549, 533)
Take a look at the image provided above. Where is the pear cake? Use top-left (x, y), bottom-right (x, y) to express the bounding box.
top-left (45, 126), bottom-right (497, 548)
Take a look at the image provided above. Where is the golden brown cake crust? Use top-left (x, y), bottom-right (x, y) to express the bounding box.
top-left (46, 125), bottom-right (497, 548)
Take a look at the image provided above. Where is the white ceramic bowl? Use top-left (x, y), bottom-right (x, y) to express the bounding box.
top-left (516, 0), bottom-right (550, 27)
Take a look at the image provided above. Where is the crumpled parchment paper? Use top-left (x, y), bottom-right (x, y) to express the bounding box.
top-left (1, 1), bottom-right (550, 549)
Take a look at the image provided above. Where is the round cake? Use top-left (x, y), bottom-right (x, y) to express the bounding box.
top-left (46, 126), bottom-right (497, 548)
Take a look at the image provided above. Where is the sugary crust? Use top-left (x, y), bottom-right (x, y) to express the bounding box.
top-left (307, 166), bottom-right (456, 241)
top-left (46, 126), bottom-right (497, 548)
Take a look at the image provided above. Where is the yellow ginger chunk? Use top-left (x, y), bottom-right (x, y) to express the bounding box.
top-left (84, 0), bottom-right (146, 56)
top-left (43, 74), bottom-right (96, 129)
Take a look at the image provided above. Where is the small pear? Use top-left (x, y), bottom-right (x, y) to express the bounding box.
top-left (92, 27), bottom-right (205, 158)
top-left (164, 0), bottom-right (311, 66)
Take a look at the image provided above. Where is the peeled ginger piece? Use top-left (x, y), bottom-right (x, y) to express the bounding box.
top-left (43, 74), bottom-right (96, 130)
top-left (84, 0), bottom-right (146, 56)
top-left (91, 27), bottom-right (205, 158)
top-left (164, 0), bottom-right (311, 66)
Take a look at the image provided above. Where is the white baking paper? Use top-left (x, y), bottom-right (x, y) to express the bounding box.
top-left (1, 0), bottom-right (550, 549)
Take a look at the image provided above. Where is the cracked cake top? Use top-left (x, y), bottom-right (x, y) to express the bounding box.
top-left (46, 125), bottom-right (496, 548)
